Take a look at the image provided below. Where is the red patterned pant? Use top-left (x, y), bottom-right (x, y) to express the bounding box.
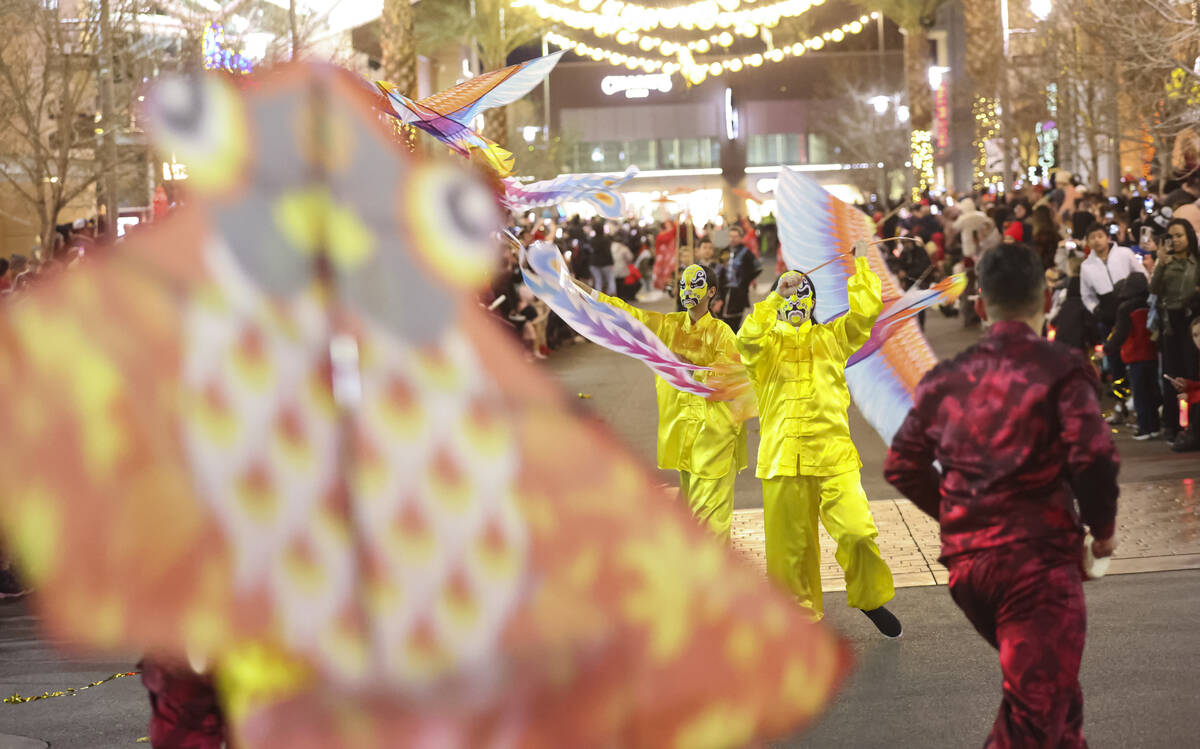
top-left (140, 658), bottom-right (226, 749)
top-left (947, 543), bottom-right (1088, 749)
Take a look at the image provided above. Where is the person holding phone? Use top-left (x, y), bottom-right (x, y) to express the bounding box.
top-left (1150, 219), bottom-right (1200, 450)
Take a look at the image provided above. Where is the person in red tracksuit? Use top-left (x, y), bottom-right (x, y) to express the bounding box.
top-left (884, 243), bottom-right (1119, 749)
top-left (1105, 272), bottom-right (1161, 439)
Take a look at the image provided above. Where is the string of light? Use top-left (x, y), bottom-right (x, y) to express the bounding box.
top-left (545, 12), bottom-right (876, 84)
top-left (514, 0), bottom-right (825, 34)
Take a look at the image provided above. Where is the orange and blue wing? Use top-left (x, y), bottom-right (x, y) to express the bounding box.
top-left (776, 168), bottom-right (964, 445)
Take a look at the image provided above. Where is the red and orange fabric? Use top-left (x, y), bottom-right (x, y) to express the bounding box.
top-left (0, 64), bottom-right (848, 748)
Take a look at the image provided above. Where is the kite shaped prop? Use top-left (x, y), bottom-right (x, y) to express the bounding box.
top-left (377, 51), bottom-right (636, 219)
top-left (521, 238), bottom-right (753, 415)
top-left (0, 65), bottom-right (845, 747)
top-left (776, 168), bottom-right (965, 445)
top-left (504, 165), bottom-right (638, 220)
top-left (376, 51), bottom-right (563, 178)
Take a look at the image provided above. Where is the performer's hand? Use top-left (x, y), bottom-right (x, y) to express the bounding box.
top-left (1165, 375), bottom-right (1187, 393)
top-left (1091, 535), bottom-right (1116, 559)
top-left (851, 239), bottom-right (869, 257)
top-left (777, 272), bottom-right (801, 298)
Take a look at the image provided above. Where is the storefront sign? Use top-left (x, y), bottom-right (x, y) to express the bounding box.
top-left (601, 74), bottom-right (672, 99)
top-left (161, 159), bottom-right (188, 181)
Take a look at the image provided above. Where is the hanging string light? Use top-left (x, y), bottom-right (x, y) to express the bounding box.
top-left (514, 0), bottom-right (825, 34)
top-left (911, 129), bottom-right (934, 201)
top-left (546, 13), bottom-right (876, 85)
top-left (972, 96), bottom-right (1001, 186)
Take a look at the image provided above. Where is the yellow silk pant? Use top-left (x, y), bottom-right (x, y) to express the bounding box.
top-left (762, 470), bottom-right (894, 619)
top-left (680, 469), bottom-right (737, 541)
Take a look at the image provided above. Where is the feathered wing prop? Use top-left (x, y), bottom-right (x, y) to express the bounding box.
top-left (503, 166), bottom-right (637, 219)
top-left (521, 239), bottom-right (710, 396)
top-left (0, 65), bottom-right (843, 748)
top-left (775, 168), bottom-right (965, 445)
top-left (521, 239), bottom-right (754, 412)
top-left (377, 51), bottom-right (564, 177)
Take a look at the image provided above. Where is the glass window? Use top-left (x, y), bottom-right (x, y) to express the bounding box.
top-left (808, 133), bottom-right (831, 165)
top-left (679, 138), bottom-right (702, 168)
top-left (748, 134), bottom-right (805, 167)
top-left (628, 139), bottom-right (655, 170)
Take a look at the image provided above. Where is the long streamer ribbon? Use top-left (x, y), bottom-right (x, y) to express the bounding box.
top-left (4, 671), bottom-right (139, 704)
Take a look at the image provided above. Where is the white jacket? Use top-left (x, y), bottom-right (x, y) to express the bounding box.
top-left (1079, 245), bottom-right (1147, 313)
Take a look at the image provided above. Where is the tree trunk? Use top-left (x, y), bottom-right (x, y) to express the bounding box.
top-left (98, 0), bottom-right (119, 243)
top-left (903, 28), bottom-right (933, 131)
top-left (381, 0), bottom-right (416, 92)
top-left (483, 105), bottom-right (508, 150)
top-left (289, 0), bottom-right (300, 60)
top-left (962, 0), bottom-right (1005, 188)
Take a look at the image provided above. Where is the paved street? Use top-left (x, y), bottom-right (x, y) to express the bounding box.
top-left (2, 305), bottom-right (1198, 748)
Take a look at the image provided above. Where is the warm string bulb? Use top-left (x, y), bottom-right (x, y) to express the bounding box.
top-left (515, 0), bottom-right (828, 34)
top-left (546, 12), bottom-right (877, 85)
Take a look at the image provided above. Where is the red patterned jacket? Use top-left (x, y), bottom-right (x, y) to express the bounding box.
top-left (884, 321), bottom-right (1120, 562)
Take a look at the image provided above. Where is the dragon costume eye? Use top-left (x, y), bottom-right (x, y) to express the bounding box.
top-left (406, 166), bottom-right (501, 288)
top-left (145, 74), bottom-right (248, 193)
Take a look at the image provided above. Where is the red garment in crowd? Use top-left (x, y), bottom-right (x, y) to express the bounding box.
top-left (931, 232), bottom-right (946, 263)
top-left (1179, 378), bottom-right (1200, 405)
top-left (739, 217), bottom-right (759, 257)
top-left (1120, 308), bottom-right (1157, 364)
top-left (1004, 221), bottom-right (1024, 243)
top-left (884, 320), bottom-right (1119, 558)
top-left (652, 222), bottom-right (677, 290)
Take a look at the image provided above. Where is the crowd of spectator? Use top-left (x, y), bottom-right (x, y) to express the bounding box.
top-left (875, 170), bottom-right (1200, 452)
top-left (0, 217), bottom-right (102, 300)
top-left (483, 169), bottom-right (1200, 452)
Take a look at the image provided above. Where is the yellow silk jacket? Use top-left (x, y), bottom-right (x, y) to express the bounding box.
top-left (736, 257), bottom-right (882, 478)
top-left (597, 293), bottom-right (748, 479)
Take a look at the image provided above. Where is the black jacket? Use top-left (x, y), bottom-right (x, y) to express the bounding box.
top-left (1053, 276), bottom-right (1099, 352)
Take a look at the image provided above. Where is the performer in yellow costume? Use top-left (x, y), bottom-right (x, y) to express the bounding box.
top-left (736, 241), bottom-right (900, 636)
top-left (581, 264), bottom-right (748, 539)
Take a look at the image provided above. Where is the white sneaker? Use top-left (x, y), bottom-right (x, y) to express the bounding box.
top-left (1132, 430), bottom-right (1160, 441)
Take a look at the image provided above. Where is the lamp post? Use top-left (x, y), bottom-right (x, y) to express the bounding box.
top-left (1000, 0), bottom-right (1015, 194)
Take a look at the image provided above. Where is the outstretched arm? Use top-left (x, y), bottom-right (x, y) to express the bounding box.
top-left (575, 276), bottom-right (667, 337)
top-left (832, 243), bottom-right (884, 357)
top-left (736, 291), bottom-right (785, 378)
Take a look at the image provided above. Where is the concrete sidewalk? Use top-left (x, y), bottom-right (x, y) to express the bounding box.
top-left (730, 478), bottom-right (1200, 589)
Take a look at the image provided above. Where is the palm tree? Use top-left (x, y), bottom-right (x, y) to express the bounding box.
top-left (414, 0), bottom-right (548, 151)
top-left (381, 0), bottom-right (417, 96)
top-left (860, 0), bottom-right (947, 133)
top-left (858, 1), bottom-right (947, 197)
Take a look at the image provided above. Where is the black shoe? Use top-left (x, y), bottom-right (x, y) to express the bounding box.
top-left (1171, 433), bottom-right (1200, 453)
top-left (1163, 429), bottom-right (1179, 443)
top-left (862, 606), bottom-right (903, 638)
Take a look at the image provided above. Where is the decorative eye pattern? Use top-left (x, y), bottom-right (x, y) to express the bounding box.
top-left (145, 74), bottom-right (248, 193)
top-left (406, 166), bottom-right (502, 288)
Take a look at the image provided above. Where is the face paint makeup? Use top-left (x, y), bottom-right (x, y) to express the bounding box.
top-left (679, 264), bottom-right (709, 309)
top-left (781, 272), bottom-right (815, 326)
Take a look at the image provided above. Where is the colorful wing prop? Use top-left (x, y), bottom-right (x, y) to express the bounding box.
top-left (0, 65), bottom-right (845, 748)
top-left (521, 239), bottom-right (712, 396)
top-left (775, 167), bottom-right (965, 445)
top-left (503, 166), bottom-right (637, 219)
top-left (377, 51), bottom-right (564, 177)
